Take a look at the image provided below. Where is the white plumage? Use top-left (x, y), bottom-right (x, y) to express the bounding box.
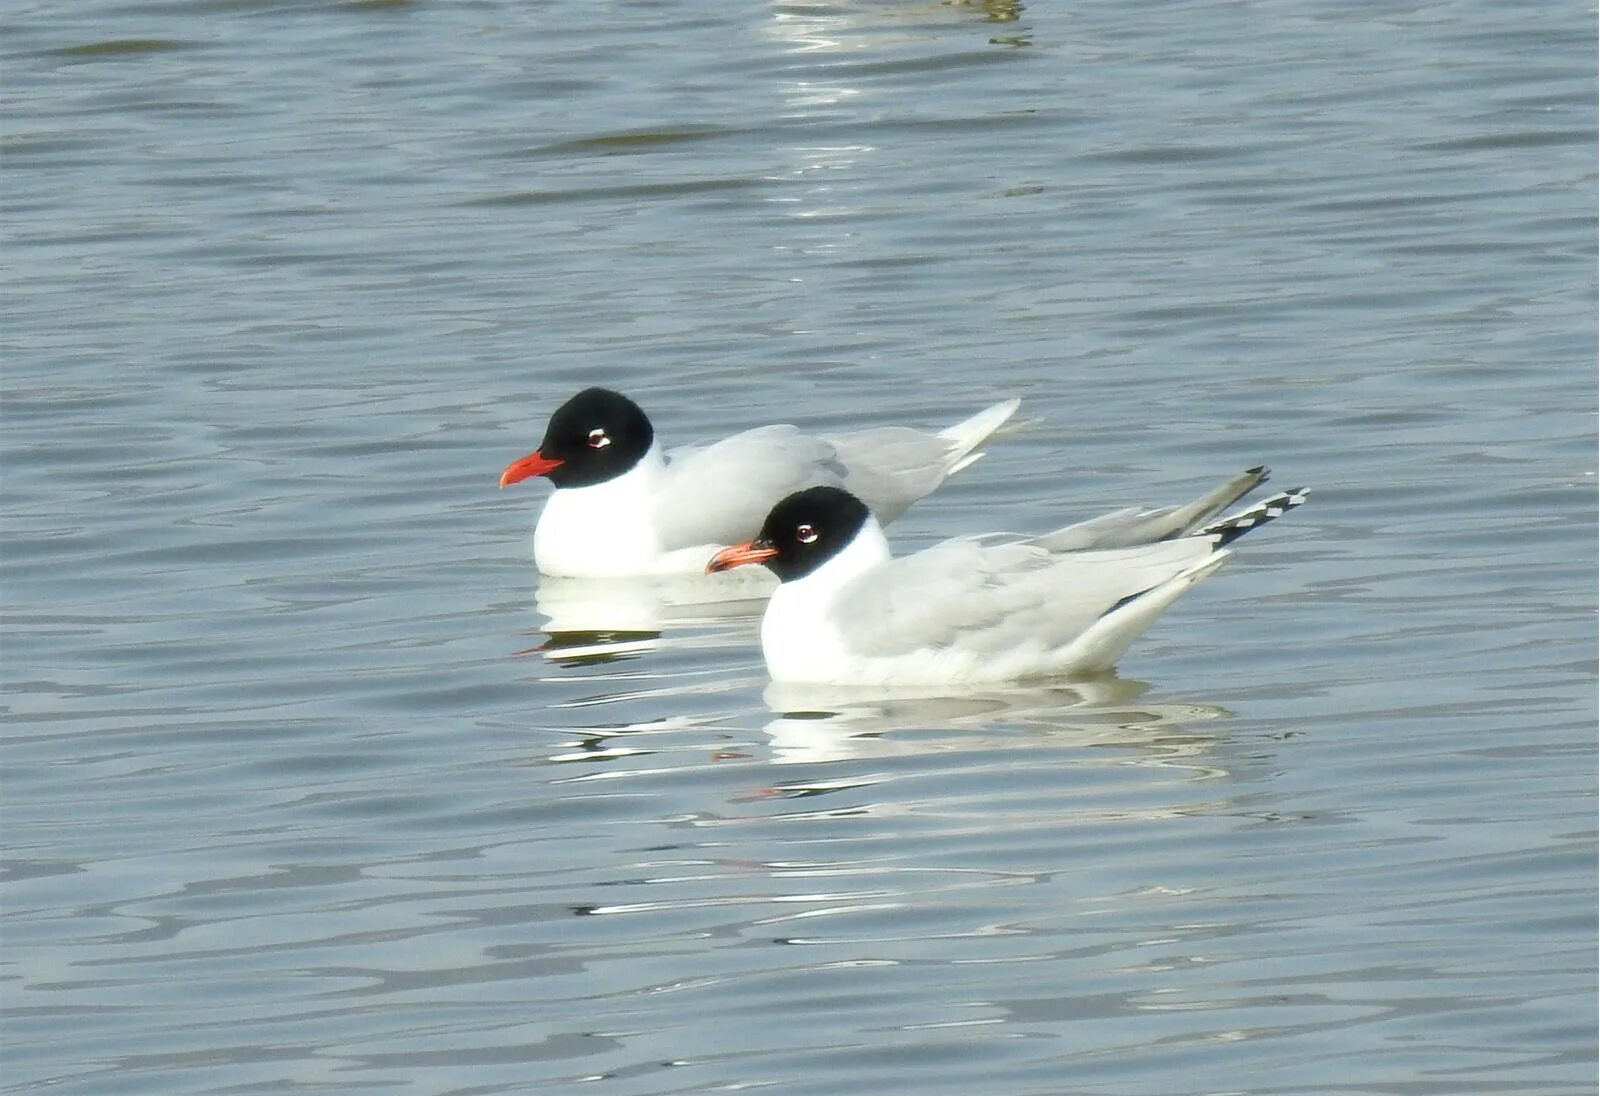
top-left (503, 388), bottom-right (1021, 577)
top-left (710, 478), bottom-right (1309, 686)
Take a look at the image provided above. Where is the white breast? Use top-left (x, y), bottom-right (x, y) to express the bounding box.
top-left (760, 521), bottom-right (893, 682)
top-left (533, 447), bottom-right (671, 577)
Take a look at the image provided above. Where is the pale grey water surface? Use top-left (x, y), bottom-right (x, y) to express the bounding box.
top-left (4, 2), bottom-right (1595, 1093)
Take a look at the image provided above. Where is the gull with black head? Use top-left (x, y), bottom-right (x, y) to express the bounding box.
top-left (499, 387), bottom-right (1021, 577)
top-left (707, 477), bottom-right (1310, 686)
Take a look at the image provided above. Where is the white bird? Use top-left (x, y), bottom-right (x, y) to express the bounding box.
top-left (706, 475), bottom-right (1309, 685)
top-left (498, 387), bottom-right (1021, 577)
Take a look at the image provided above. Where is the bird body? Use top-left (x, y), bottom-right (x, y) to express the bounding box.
top-left (709, 479), bottom-right (1309, 685)
top-left (501, 388), bottom-right (1021, 577)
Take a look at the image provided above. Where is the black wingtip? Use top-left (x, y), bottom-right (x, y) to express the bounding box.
top-left (1204, 487), bottom-right (1310, 548)
top-left (1246, 464), bottom-right (1268, 476)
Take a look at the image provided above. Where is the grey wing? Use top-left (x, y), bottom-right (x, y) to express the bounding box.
top-left (832, 538), bottom-right (1218, 659)
top-left (821, 398), bottom-right (1021, 524)
top-left (825, 427), bottom-right (959, 524)
top-left (1027, 506), bottom-right (1190, 552)
top-left (1029, 467), bottom-right (1271, 551)
top-left (652, 425), bottom-right (846, 550)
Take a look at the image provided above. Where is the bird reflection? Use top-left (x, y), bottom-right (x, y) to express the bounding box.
top-left (762, 675), bottom-right (1226, 764)
top-left (529, 571), bottom-right (772, 665)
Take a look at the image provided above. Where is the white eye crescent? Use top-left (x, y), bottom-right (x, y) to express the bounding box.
top-left (796, 524), bottom-right (818, 544)
top-left (587, 428), bottom-right (611, 449)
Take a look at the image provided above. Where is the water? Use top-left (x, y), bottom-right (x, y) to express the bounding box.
top-left (4, 2), bottom-right (1595, 1092)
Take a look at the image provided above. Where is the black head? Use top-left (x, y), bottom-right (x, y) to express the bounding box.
top-left (504, 387), bottom-right (655, 490)
top-left (752, 485), bottom-right (872, 583)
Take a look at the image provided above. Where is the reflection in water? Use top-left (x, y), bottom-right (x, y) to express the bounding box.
top-left (535, 667), bottom-right (1228, 799)
top-left (536, 571), bottom-right (774, 632)
top-left (545, 714), bottom-right (727, 766)
top-left (530, 629), bottom-right (662, 666)
top-left (763, 676), bottom-right (1226, 763)
top-left (766, 1), bottom-right (1029, 60)
top-left (762, 0), bottom-right (1032, 233)
top-left (549, 674), bottom-right (1243, 962)
top-left (530, 570), bottom-right (772, 665)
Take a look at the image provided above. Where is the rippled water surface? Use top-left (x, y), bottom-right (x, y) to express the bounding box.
top-left (5, 2), bottom-right (1595, 1092)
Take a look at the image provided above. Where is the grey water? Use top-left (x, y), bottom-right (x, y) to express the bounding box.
top-left (4, 2), bottom-right (1595, 1093)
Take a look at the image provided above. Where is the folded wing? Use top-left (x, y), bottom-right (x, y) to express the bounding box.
top-left (828, 397), bottom-right (1021, 523)
top-left (1030, 466), bottom-right (1270, 551)
top-left (652, 399), bottom-right (1022, 552)
top-left (831, 536), bottom-right (1221, 661)
top-left (652, 426), bottom-right (847, 551)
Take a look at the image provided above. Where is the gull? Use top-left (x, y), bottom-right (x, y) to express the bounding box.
top-left (499, 386), bottom-right (1021, 576)
top-left (706, 476), bottom-right (1309, 685)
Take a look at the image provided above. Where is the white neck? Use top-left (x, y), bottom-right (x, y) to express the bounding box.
top-left (761, 519), bottom-right (892, 680)
top-left (533, 445), bottom-right (668, 576)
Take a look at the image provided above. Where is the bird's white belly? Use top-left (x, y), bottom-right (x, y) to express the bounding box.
top-left (532, 485), bottom-right (665, 577)
top-left (760, 584), bottom-right (1063, 685)
top-left (760, 592), bottom-right (855, 683)
top-left (759, 586), bottom-right (988, 684)
top-left (533, 512), bottom-right (729, 578)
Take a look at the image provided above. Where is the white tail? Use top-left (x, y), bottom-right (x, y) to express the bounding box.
top-left (937, 397), bottom-right (1023, 477)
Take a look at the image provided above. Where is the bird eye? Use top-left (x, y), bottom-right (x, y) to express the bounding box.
top-left (587, 428), bottom-right (610, 449)
top-left (796, 524), bottom-right (818, 544)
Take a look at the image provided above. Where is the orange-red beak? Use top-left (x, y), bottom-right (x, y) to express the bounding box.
top-left (499, 450), bottom-right (564, 488)
top-left (706, 540), bottom-right (779, 573)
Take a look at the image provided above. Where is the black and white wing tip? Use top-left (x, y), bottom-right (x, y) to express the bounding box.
top-left (1202, 487), bottom-right (1310, 549)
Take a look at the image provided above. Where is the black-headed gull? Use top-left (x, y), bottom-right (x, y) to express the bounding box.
top-left (706, 475), bottom-right (1309, 684)
top-left (498, 387), bottom-right (1021, 577)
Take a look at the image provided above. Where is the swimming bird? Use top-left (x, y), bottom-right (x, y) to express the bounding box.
top-left (705, 476), bottom-right (1309, 685)
top-left (499, 387), bottom-right (1021, 577)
